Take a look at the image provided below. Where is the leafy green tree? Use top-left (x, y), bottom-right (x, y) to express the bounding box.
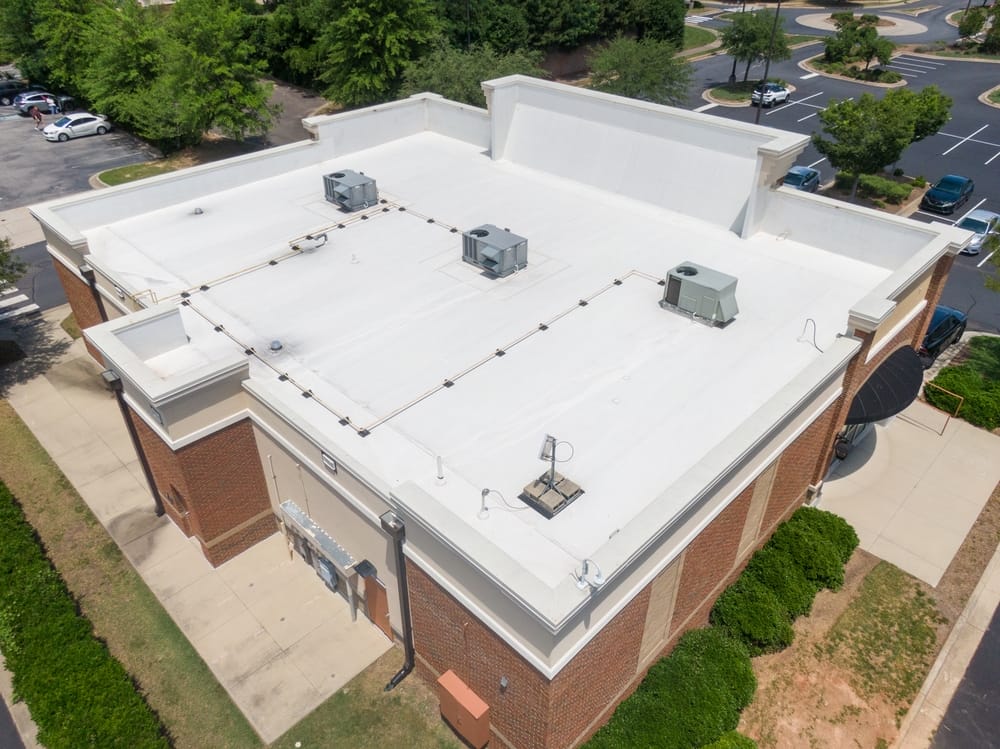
top-left (812, 93), bottom-right (931, 197)
top-left (824, 12), bottom-right (895, 70)
top-left (0, 0), bottom-right (43, 81)
top-left (32, 0), bottom-right (103, 95)
top-left (318, 0), bottom-right (440, 106)
top-left (0, 237), bottom-right (27, 290)
top-left (981, 6), bottom-right (1000, 54)
top-left (721, 9), bottom-right (791, 83)
top-left (633, 0), bottom-right (686, 46)
top-left (78, 1), bottom-right (165, 130)
top-left (399, 44), bottom-right (546, 107)
top-left (886, 85), bottom-right (951, 142)
top-left (588, 36), bottom-right (692, 107)
top-left (254, 0), bottom-right (339, 86)
top-left (958, 6), bottom-right (987, 39)
top-left (517, 0), bottom-right (601, 48)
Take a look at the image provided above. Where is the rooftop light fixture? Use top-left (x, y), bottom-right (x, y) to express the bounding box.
top-left (539, 434), bottom-right (558, 488)
top-left (574, 558), bottom-right (605, 590)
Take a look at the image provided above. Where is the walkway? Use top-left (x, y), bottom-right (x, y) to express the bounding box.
top-left (2, 309), bottom-right (392, 743)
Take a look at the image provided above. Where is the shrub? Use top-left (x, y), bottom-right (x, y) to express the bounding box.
top-left (767, 519), bottom-right (845, 591)
top-left (835, 171), bottom-right (856, 191)
top-left (0, 484), bottom-right (169, 749)
top-left (893, 167), bottom-right (904, 177)
top-left (710, 576), bottom-right (794, 655)
top-left (702, 731), bottom-right (759, 749)
top-left (927, 364), bottom-right (1000, 429)
top-left (857, 173), bottom-right (912, 204)
top-left (744, 545), bottom-right (817, 618)
top-left (587, 627), bottom-right (755, 748)
top-left (911, 176), bottom-right (927, 188)
top-left (788, 506), bottom-right (859, 564)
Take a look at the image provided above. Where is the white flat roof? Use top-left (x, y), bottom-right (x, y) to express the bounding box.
top-left (56, 79), bottom-right (960, 630)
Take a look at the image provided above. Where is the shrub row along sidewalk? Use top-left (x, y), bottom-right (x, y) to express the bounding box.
top-left (0, 482), bottom-right (169, 748)
top-left (586, 506), bottom-right (858, 749)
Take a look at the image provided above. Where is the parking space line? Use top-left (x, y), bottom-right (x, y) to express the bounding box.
top-left (977, 250), bottom-right (996, 268)
top-left (986, 151), bottom-right (1000, 165)
top-left (953, 199), bottom-right (988, 224)
top-left (889, 58), bottom-right (942, 71)
top-left (886, 69), bottom-right (920, 77)
top-left (937, 131), bottom-right (1000, 149)
top-left (894, 56), bottom-right (946, 66)
top-left (800, 73), bottom-right (819, 80)
top-left (766, 91), bottom-right (825, 117)
top-left (798, 113), bottom-right (818, 122)
top-left (808, 157), bottom-right (826, 168)
top-left (694, 103), bottom-right (718, 112)
top-left (942, 125), bottom-right (989, 156)
top-left (914, 210), bottom-right (944, 218)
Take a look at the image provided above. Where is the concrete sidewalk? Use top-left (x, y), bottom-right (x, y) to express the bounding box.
top-left (0, 207), bottom-right (44, 249)
top-left (1, 307), bottom-right (391, 743)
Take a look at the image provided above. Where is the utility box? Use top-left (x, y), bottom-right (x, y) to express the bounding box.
top-left (660, 262), bottom-right (739, 326)
top-left (437, 670), bottom-right (490, 748)
top-left (462, 224), bottom-right (527, 278)
top-left (323, 170), bottom-right (377, 211)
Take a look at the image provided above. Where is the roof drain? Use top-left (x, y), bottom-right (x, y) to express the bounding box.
top-left (380, 511), bottom-right (415, 691)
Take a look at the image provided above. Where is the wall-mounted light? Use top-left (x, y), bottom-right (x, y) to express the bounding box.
top-left (499, 676), bottom-right (509, 692)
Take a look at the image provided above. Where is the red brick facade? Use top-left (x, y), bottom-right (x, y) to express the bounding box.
top-left (130, 410), bottom-right (275, 565)
top-left (53, 260), bottom-right (105, 363)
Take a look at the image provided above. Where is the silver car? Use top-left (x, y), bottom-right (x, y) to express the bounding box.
top-left (43, 112), bottom-right (111, 142)
top-left (954, 209), bottom-right (1000, 256)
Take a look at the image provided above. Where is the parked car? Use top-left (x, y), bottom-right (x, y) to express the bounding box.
top-left (751, 82), bottom-right (790, 107)
top-left (43, 112), bottom-right (111, 142)
top-left (0, 79), bottom-right (29, 106)
top-left (783, 166), bottom-right (821, 193)
top-left (954, 209), bottom-right (1000, 256)
top-left (920, 175), bottom-right (974, 215)
top-left (13, 90), bottom-right (57, 114)
top-left (919, 305), bottom-right (967, 366)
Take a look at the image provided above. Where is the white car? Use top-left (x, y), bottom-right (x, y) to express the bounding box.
top-left (955, 209), bottom-right (1000, 256)
top-left (751, 82), bottom-right (790, 107)
top-left (43, 112), bottom-right (111, 142)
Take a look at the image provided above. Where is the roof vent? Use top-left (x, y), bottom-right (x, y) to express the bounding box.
top-left (660, 261), bottom-right (739, 326)
top-left (323, 170), bottom-right (377, 212)
top-left (462, 224), bottom-right (527, 278)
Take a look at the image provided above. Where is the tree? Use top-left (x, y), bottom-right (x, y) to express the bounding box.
top-left (958, 6), bottom-right (987, 39)
top-left (0, 0), bottom-right (44, 82)
top-left (399, 44), bottom-right (546, 107)
top-left (824, 13), bottom-right (895, 70)
top-left (588, 36), bottom-right (692, 107)
top-left (318, 0), bottom-right (440, 106)
top-left (32, 0), bottom-right (104, 96)
top-left (633, 0), bottom-right (686, 47)
top-left (721, 10), bottom-right (791, 83)
top-left (812, 90), bottom-right (952, 197)
top-left (516, 0), bottom-right (601, 48)
top-left (0, 237), bottom-right (27, 290)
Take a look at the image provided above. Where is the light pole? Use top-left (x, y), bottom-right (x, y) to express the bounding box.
top-left (754, 0), bottom-right (783, 125)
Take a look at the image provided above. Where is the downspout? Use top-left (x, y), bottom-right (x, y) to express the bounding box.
top-left (380, 510), bottom-right (415, 691)
top-left (101, 370), bottom-right (165, 517)
top-left (79, 264), bottom-right (108, 322)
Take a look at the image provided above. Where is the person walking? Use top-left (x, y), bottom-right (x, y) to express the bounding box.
top-left (30, 105), bottom-right (42, 130)
top-left (44, 95), bottom-right (59, 115)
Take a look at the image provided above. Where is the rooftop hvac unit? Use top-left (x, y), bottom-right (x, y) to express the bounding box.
top-left (323, 170), bottom-right (377, 212)
top-left (462, 225), bottom-right (527, 278)
top-left (660, 262), bottom-right (739, 326)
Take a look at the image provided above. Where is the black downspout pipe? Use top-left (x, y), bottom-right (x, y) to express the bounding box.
top-left (380, 510), bottom-right (415, 691)
top-left (102, 370), bottom-right (165, 517)
top-left (79, 264), bottom-right (108, 322)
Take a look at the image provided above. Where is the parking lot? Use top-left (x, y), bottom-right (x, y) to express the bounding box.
top-left (688, 43), bottom-right (1000, 333)
top-left (0, 109), bottom-right (157, 211)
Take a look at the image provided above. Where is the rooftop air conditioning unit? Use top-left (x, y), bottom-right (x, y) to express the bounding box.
top-left (462, 225), bottom-right (527, 278)
top-left (323, 170), bottom-right (377, 212)
top-left (660, 262), bottom-right (739, 326)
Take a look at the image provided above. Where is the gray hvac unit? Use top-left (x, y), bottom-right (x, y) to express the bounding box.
top-left (462, 224), bottom-right (528, 278)
top-left (323, 170), bottom-right (377, 212)
top-left (660, 262), bottom-right (739, 326)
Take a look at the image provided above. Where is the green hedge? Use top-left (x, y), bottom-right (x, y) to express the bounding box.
top-left (702, 730), bottom-right (759, 749)
top-left (857, 174), bottom-right (912, 204)
top-left (710, 576), bottom-right (794, 655)
top-left (767, 518), bottom-right (845, 592)
top-left (586, 627), bottom-right (755, 748)
top-left (788, 506), bottom-right (859, 564)
top-left (926, 337), bottom-right (1000, 430)
top-left (0, 484), bottom-right (169, 749)
top-left (743, 546), bottom-right (816, 618)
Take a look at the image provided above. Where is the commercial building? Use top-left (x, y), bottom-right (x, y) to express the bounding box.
top-left (32, 77), bottom-right (968, 748)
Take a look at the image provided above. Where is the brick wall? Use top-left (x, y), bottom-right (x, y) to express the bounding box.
top-left (130, 410), bottom-right (275, 565)
top-left (53, 260), bottom-right (105, 363)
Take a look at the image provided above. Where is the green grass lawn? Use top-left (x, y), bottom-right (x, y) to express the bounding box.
top-left (821, 562), bottom-right (946, 711)
top-left (683, 25), bottom-right (716, 50)
top-left (99, 158), bottom-right (188, 185)
top-left (706, 80), bottom-right (758, 103)
top-left (0, 399), bottom-right (458, 748)
top-left (926, 336), bottom-right (1000, 430)
top-left (991, 88), bottom-right (1000, 104)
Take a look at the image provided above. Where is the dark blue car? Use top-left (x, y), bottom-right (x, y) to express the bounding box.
top-left (921, 175), bottom-right (974, 215)
top-left (919, 305), bottom-right (967, 365)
